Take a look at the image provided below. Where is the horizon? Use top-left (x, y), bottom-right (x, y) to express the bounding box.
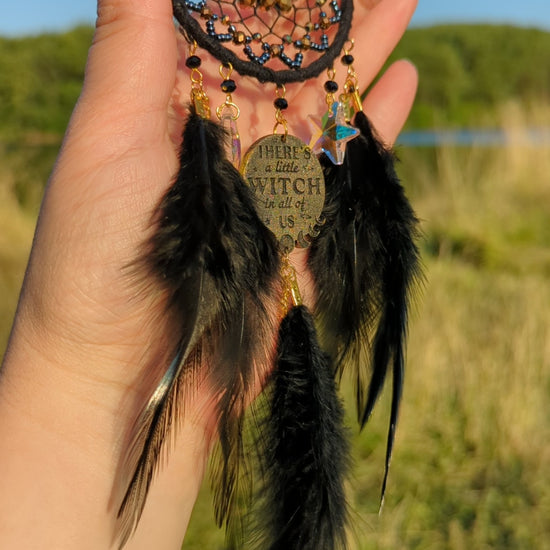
top-left (2, 19), bottom-right (550, 38)
top-left (2, 1), bottom-right (550, 37)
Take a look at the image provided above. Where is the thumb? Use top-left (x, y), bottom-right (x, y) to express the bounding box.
top-left (79, 0), bottom-right (177, 117)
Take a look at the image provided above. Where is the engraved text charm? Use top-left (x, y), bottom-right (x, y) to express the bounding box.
top-left (241, 134), bottom-right (325, 252)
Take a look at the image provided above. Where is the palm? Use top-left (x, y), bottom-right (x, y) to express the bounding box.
top-left (0, 3), bottom-right (418, 548)
top-left (17, 0), bottom-right (417, 411)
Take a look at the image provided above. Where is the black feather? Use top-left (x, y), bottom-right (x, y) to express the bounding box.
top-left (116, 108), bottom-right (280, 547)
top-left (256, 305), bottom-right (350, 550)
top-left (308, 110), bottom-right (422, 500)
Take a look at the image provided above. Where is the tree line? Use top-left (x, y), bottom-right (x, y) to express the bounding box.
top-left (389, 24), bottom-right (550, 127)
top-left (1, 23), bottom-right (549, 135)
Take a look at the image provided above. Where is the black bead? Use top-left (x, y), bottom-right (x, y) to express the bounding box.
top-left (341, 53), bottom-right (354, 66)
top-left (185, 55), bottom-right (201, 69)
top-left (324, 80), bottom-right (339, 93)
top-left (221, 79), bottom-right (237, 93)
top-left (274, 97), bottom-right (289, 110)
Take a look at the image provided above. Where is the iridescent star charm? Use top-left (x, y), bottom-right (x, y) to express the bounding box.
top-left (308, 102), bottom-right (359, 165)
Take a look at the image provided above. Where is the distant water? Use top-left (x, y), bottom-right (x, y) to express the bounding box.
top-left (397, 127), bottom-right (550, 147)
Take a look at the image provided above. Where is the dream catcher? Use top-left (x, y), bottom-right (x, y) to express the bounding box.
top-left (116, 0), bottom-right (421, 547)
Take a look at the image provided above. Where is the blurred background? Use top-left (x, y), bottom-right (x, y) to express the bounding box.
top-left (1, 1), bottom-right (549, 549)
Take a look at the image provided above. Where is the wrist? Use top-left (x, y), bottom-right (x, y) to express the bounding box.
top-left (0, 322), bottom-right (211, 549)
top-left (0, 341), bottom-right (122, 547)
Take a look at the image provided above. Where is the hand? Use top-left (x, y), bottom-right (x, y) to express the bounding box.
top-left (0, 0), bottom-right (417, 548)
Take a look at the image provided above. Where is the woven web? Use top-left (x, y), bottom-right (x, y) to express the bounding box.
top-left (184, 0), bottom-right (343, 70)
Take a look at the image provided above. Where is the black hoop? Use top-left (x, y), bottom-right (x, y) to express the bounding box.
top-left (173, 0), bottom-right (354, 86)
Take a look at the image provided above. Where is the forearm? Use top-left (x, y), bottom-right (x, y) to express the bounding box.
top-left (0, 334), bottom-right (208, 549)
top-left (0, 333), bottom-right (120, 546)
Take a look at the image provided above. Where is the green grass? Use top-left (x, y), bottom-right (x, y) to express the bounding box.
top-left (182, 257), bottom-right (550, 549)
top-left (1, 100), bottom-right (549, 548)
top-left (183, 103), bottom-right (550, 549)
top-left (3, 24), bottom-right (550, 135)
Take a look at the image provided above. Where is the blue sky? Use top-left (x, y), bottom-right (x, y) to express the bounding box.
top-left (412, 0), bottom-right (550, 30)
top-left (2, 0), bottom-right (550, 36)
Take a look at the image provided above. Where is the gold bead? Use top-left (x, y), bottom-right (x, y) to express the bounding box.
top-left (277, 0), bottom-right (293, 12)
top-left (233, 31), bottom-right (246, 44)
top-left (200, 6), bottom-right (212, 18)
top-left (320, 15), bottom-right (331, 29)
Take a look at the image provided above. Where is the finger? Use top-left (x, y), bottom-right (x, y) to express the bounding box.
top-left (289, 0), bottom-right (416, 141)
top-left (357, 0), bottom-right (384, 8)
top-left (363, 59), bottom-right (418, 145)
top-left (79, 0), bottom-right (177, 116)
top-left (353, 0), bottom-right (418, 87)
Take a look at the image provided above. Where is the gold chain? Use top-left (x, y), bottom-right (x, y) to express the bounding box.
top-left (188, 41), bottom-right (211, 119)
top-left (273, 85), bottom-right (289, 139)
top-left (280, 255), bottom-right (302, 315)
top-left (341, 39), bottom-right (363, 117)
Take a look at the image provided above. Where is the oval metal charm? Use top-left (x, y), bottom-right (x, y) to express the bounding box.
top-left (241, 134), bottom-right (325, 252)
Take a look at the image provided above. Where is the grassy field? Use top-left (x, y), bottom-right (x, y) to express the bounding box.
top-left (185, 102), bottom-right (550, 549)
top-left (1, 102), bottom-right (549, 548)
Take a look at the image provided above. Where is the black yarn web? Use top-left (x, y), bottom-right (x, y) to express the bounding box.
top-left (174, 0), bottom-right (353, 85)
top-left (239, 1), bottom-right (315, 41)
top-left (219, 0), bottom-right (337, 56)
